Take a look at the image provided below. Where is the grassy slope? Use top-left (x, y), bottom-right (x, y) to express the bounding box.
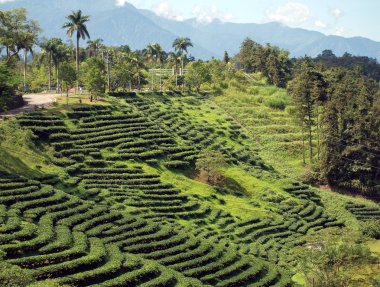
top-left (214, 90), bottom-right (306, 176)
top-left (0, 119), bottom-right (61, 177)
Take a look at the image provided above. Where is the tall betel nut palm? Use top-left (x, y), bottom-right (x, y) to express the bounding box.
top-left (172, 37), bottom-right (193, 75)
top-left (62, 10), bottom-right (90, 90)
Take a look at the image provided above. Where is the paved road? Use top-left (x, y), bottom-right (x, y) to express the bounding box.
top-left (0, 93), bottom-right (58, 118)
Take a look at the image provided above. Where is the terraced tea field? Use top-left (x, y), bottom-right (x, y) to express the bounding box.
top-left (213, 86), bottom-right (310, 177)
top-left (1, 92), bottom-right (379, 286)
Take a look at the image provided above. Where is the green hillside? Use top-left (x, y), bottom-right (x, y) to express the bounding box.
top-left (0, 86), bottom-right (379, 287)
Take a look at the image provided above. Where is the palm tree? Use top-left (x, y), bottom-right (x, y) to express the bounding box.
top-left (18, 33), bottom-right (35, 91)
top-left (62, 10), bottom-right (90, 89)
top-left (129, 52), bottom-right (146, 90)
top-left (172, 37), bottom-right (193, 75)
top-left (145, 44), bottom-right (156, 65)
top-left (152, 43), bottom-right (165, 65)
top-left (167, 51), bottom-right (182, 86)
top-left (17, 20), bottom-right (40, 91)
top-left (40, 38), bottom-right (61, 90)
top-left (50, 40), bottom-right (71, 93)
top-left (87, 38), bottom-right (103, 57)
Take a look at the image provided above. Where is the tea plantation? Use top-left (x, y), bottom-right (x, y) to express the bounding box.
top-left (0, 92), bottom-right (379, 286)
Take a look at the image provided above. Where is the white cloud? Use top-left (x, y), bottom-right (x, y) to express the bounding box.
top-left (192, 5), bottom-right (234, 23)
top-left (333, 27), bottom-right (346, 36)
top-left (152, 1), bottom-right (184, 21)
top-left (115, 0), bottom-right (128, 6)
top-left (266, 2), bottom-right (310, 26)
top-left (331, 8), bottom-right (343, 19)
top-left (314, 20), bottom-right (327, 29)
top-left (0, 0), bottom-right (15, 3)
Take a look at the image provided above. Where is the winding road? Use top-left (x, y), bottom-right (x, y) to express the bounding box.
top-left (0, 93), bottom-right (58, 118)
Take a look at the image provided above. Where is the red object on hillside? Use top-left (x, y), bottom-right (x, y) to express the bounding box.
top-left (69, 88), bottom-right (76, 93)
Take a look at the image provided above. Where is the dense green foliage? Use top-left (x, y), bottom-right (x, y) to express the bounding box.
top-left (288, 59), bottom-right (380, 194)
top-left (287, 58), bottom-right (326, 165)
top-left (236, 38), bottom-right (291, 88)
top-left (321, 69), bottom-right (380, 193)
top-left (196, 150), bottom-right (227, 185)
top-left (185, 61), bottom-right (211, 92)
top-left (315, 49), bottom-right (380, 82)
top-left (0, 63), bottom-right (21, 112)
top-left (82, 57), bottom-right (106, 101)
top-left (294, 229), bottom-right (375, 287)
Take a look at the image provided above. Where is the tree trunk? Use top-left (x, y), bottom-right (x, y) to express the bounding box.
top-left (107, 53), bottom-right (111, 92)
top-left (151, 72), bottom-right (154, 91)
top-left (316, 108), bottom-right (320, 161)
top-left (181, 55), bottom-right (184, 76)
top-left (48, 53), bottom-right (52, 90)
top-left (23, 49), bottom-right (27, 92)
top-left (160, 65), bottom-right (162, 91)
top-left (308, 113), bottom-right (313, 164)
top-left (76, 32), bottom-right (80, 93)
top-left (66, 88), bottom-right (69, 106)
top-left (56, 63), bottom-right (59, 94)
top-left (301, 122), bottom-right (306, 165)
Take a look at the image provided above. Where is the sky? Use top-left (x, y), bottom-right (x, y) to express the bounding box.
top-left (115, 0), bottom-right (380, 41)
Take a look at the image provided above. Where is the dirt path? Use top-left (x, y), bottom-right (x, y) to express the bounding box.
top-left (0, 93), bottom-right (58, 118)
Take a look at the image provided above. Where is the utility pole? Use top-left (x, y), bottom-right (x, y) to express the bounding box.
top-left (105, 49), bottom-right (112, 92)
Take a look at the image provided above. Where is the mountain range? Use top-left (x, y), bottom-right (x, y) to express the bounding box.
top-left (1, 0), bottom-right (380, 60)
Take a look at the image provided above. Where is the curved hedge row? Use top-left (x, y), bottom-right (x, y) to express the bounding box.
top-left (0, 171), bottom-right (291, 286)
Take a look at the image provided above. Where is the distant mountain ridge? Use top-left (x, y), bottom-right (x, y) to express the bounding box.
top-left (1, 0), bottom-right (380, 60)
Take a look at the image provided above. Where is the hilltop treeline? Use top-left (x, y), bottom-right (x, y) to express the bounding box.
top-left (288, 60), bottom-right (380, 194)
top-left (236, 38), bottom-right (291, 88)
top-left (315, 49), bottom-right (380, 82)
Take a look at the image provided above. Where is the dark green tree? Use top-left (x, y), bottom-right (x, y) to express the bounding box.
top-left (294, 229), bottom-right (375, 287)
top-left (196, 150), bottom-right (227, 185)
top-left (185, 60), bottom-right (211, 93)
top-left (288, 58), bottom-right (326, 165)
top-left (223, 51), bottom-right (230, 63)
top-left (60, 63), bottom-right (77, 105)
top-left (321, 68), bottom-right (379, 192)
top-left (86, 38), bottom-right (103, 57)
top-left (83, 57), bottom-right (105, 102)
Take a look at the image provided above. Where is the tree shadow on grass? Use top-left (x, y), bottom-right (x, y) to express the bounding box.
top-left (0, 149), bottom-right (44, 178)
top-left (215, 177), bottom-right (249, 197)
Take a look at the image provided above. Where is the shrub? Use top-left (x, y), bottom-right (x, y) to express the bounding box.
top-left (264, 96), bottom-right (288, 110)
top-left (361, 220), bottom-right (380, 239)
top-left (28, 280), bottom-right (72, 287)
top-left (285, 105), bottom-right (296, 115)
top-left (164, 160), bottom-right (189, 169)
top-left (196, 150), bottom-right (227, 185)
top-left (0, 262), bottom-right (35, 287)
